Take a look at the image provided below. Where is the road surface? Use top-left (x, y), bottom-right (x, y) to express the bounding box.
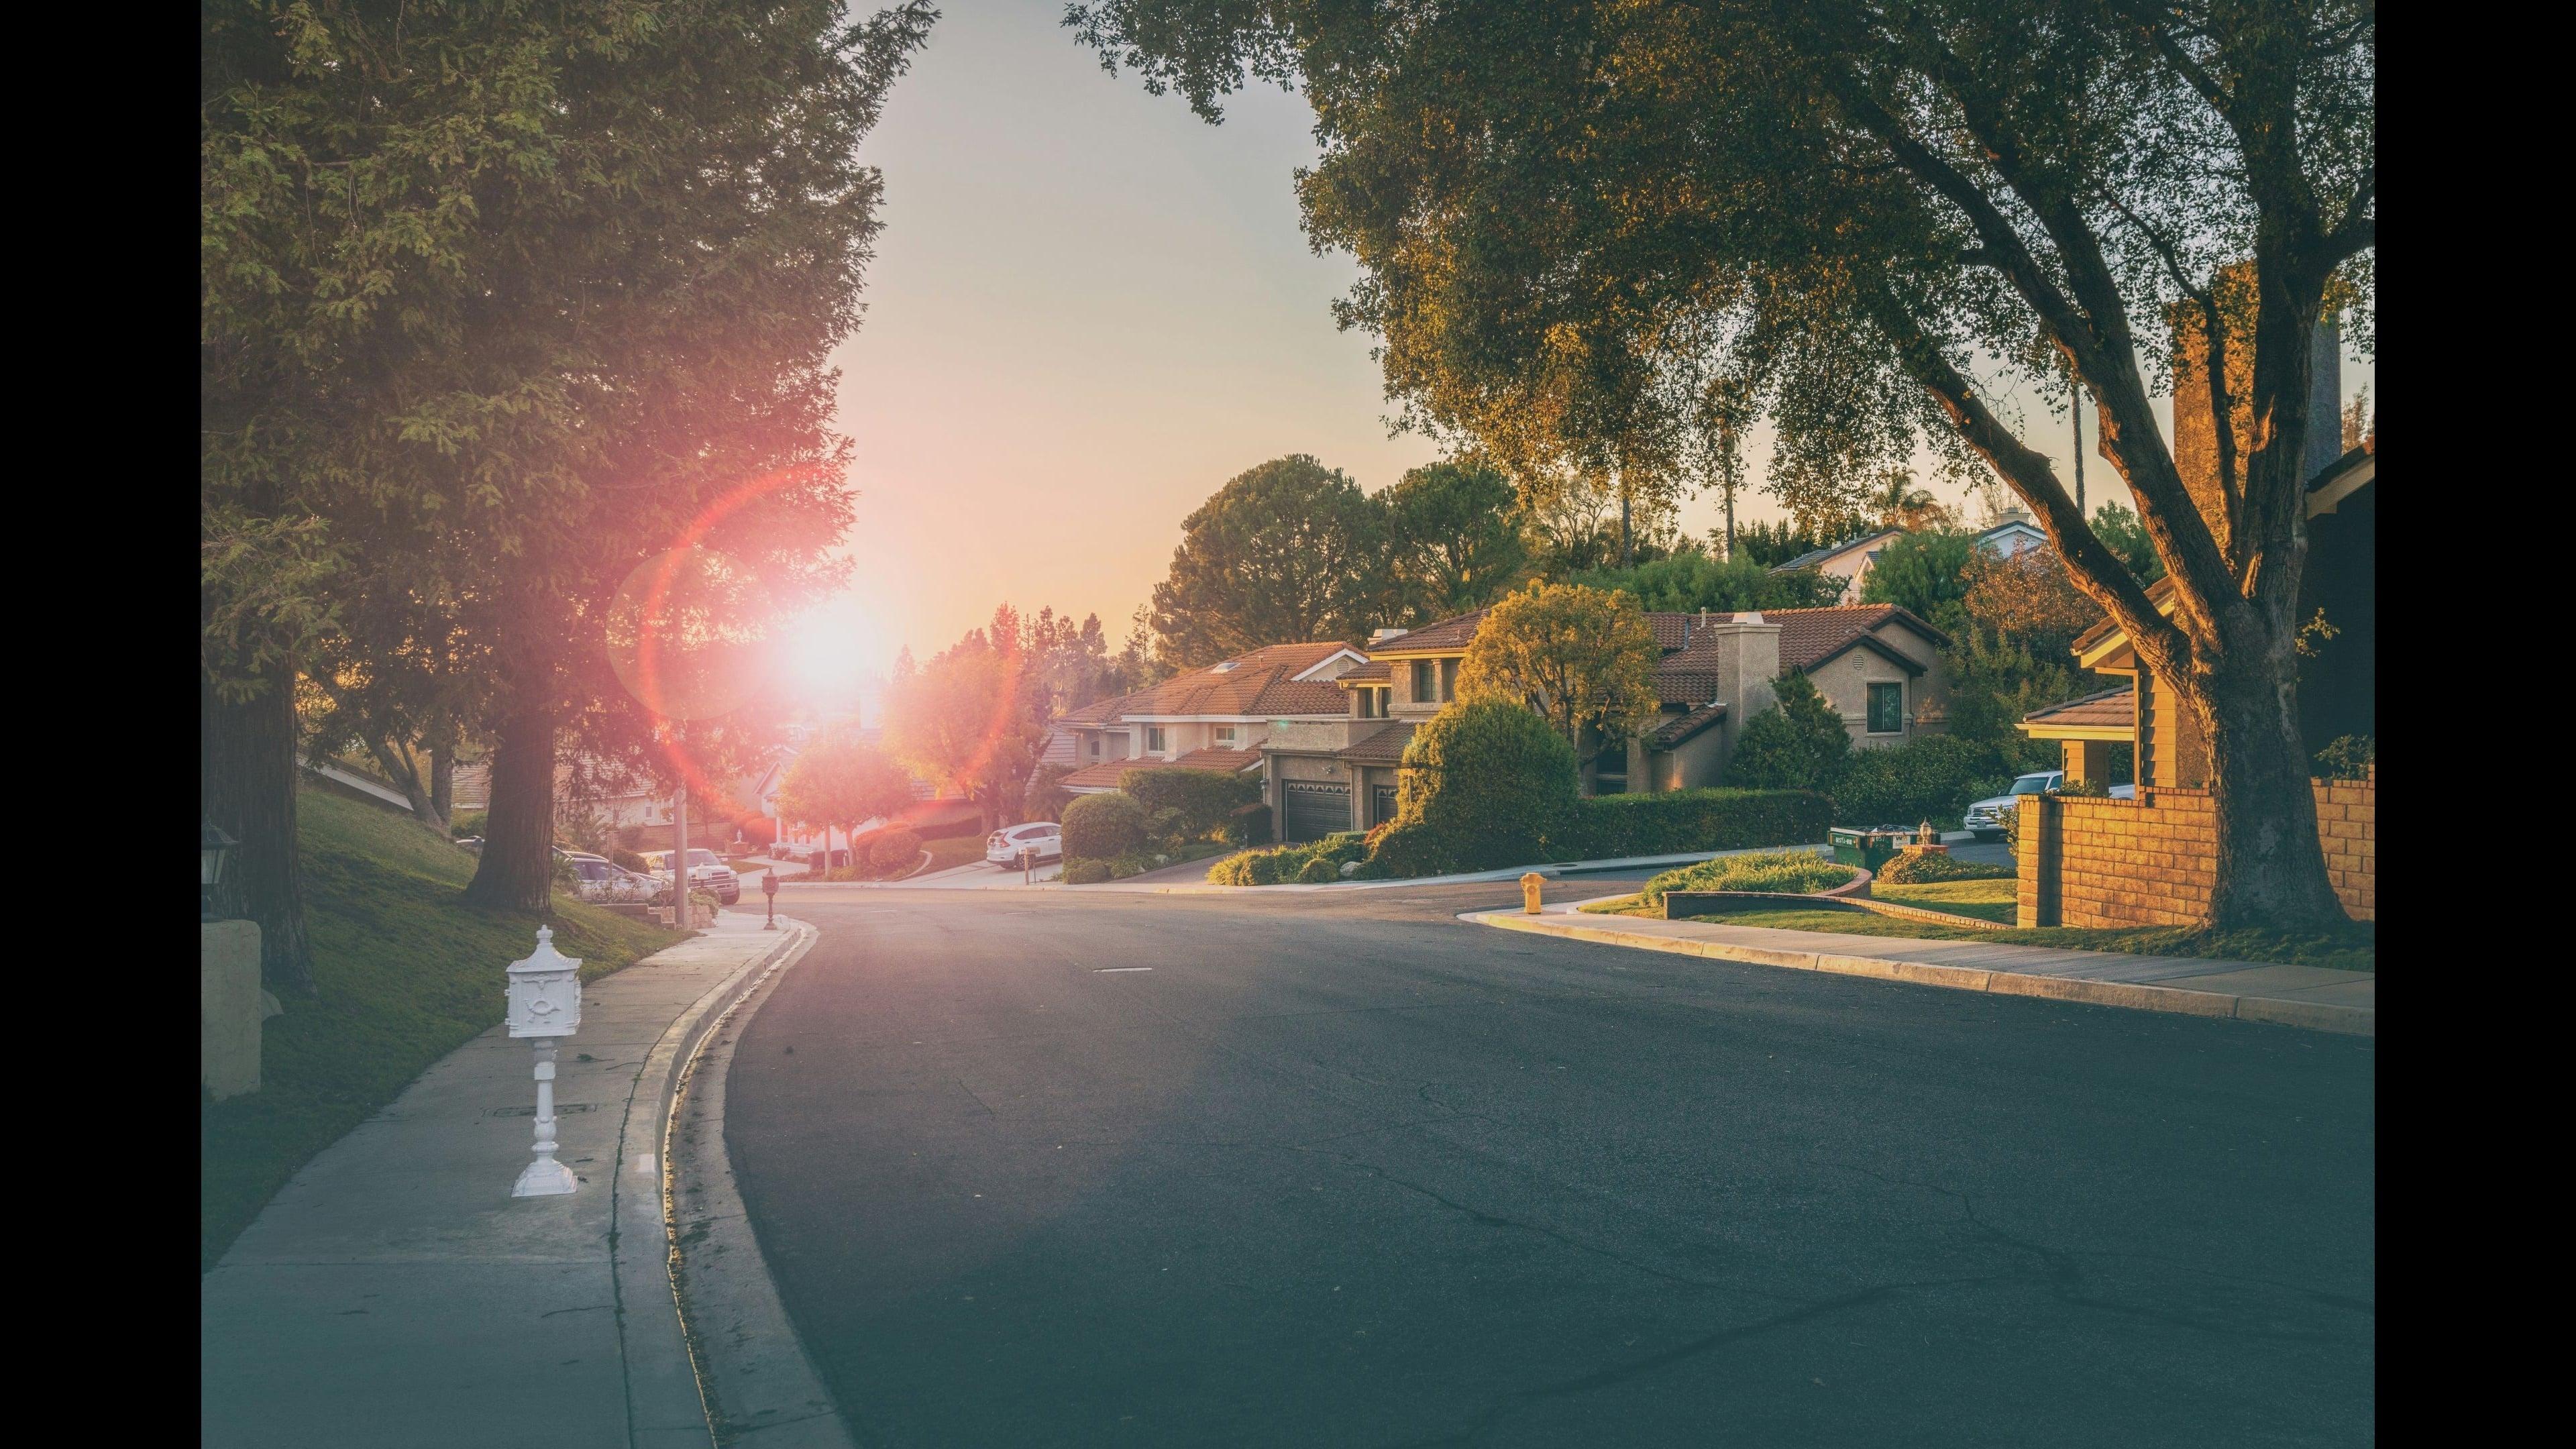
top-left (724, 879), bottom-right (2373, 1447)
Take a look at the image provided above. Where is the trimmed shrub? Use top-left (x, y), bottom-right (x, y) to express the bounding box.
top-left (1295, 856), bottom-right (1339, 883)
top-left (1875, 849), bottom-right (2013, 885)
top-left (1126, 768), bottom-right (1262, 844)
top-left (867, 827), bottom-right (923, 873)
top-left (1574, 789), bottom-right (1832, 858)
top-left (1061, 791), bottom-right (1148, 861)
top-left (1727, 669), bottom-right (1850, 792)
top-left (1360, 700), bottom-right (1580, 877)
top-left (1108, 851), bottom-right (1157, 879)
top-left (1061, 857), bottom-right (1112, 885)
top-left (2313, 733), bottom-right (2373, 781)
top-left (450, 811), bottom-right (488, 839)
top-left (1640, 849), bottom-right (1857, 907)
top-left (610, 848), bottom-right (651, 873)
top-left (1222, 801), bottom-right (1274, 849)
top-left (1829, 736), bottom-right (2018, 830)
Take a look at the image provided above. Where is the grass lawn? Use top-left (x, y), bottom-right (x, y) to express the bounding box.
top-left (1569, 874), bottom-right (2373, 970)
top-left (202, 786), bottom-right (685, 1271)
top-left (920, 834), bottom-right (989, 874)
top-left (1872, 878), bottom-right (2020, 924)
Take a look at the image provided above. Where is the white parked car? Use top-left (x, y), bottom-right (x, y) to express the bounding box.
top-left (566, 856), bottom-right (660, 904)
top-left (643, 847), bottom-right (742, 905)
top-left (1964, 772), bottom-right (2135, 841)
top-left (986, 822), bottom-right (1064, 869)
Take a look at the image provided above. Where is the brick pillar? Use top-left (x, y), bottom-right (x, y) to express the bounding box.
top-left (2015, 794), bottom-right (2061, 928)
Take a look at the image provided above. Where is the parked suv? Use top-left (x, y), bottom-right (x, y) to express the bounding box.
top-left (985, 822), bottom-right (1064, 869)
top-left (643, 847), bottom-right (742, 905)
top-left (1964, 772), bottom-right (2135, 841)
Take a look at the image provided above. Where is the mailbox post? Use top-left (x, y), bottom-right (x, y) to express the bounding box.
top-left (761, 868), bottom-right (780, 930)
top-left (1020, 846), bottom-right (1034, 885)
top-left (505, 926), bottom-right (584, 1198)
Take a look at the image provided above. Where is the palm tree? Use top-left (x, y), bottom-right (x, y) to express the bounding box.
top-left (1866, 470), bottom-right (1953, 531)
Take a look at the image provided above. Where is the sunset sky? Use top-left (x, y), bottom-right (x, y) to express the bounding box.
top-left (809, 0), bottom-right (2374, 682)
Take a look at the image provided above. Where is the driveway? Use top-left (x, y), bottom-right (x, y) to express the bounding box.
top-left (724, 881), bottom-right (2373, 1447)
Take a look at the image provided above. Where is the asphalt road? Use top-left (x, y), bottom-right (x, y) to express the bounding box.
top-left (724, 879), bottom-right (2374, 1448)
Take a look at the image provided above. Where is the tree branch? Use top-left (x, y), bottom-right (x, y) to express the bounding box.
top-left (2113, 199), bottom-right (2243, 570)
top-left (1866, 288), bottom-right (2189, 676)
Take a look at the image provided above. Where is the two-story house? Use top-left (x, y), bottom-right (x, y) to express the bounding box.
top-left (1258, 604), bottom-right (1954, 841)
top-left (1053, 642), bottom-right (1372, 799)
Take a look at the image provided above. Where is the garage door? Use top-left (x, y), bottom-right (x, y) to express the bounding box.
top-left (1283, 780), bottom-right (1350, 843)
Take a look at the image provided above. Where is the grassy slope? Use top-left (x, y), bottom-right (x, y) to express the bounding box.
top-left (202, 786), bottom-right (684, 1271)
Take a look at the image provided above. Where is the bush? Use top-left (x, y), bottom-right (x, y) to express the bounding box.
top-left (1061, 857), bottom-right (1112, 885)
top-left (1830, 736), bottom-right (2018, 829)
top-left (610, 848), bottom-right (651, 873)
top-left (1874, 849), bottom-right (2014, 885)
top-left (1640, 849), bottom-right (1858, 907)
top-left (1223, 801), bottom-right (1274, 849)
top-left (2313, 733), bottom-right (2373, 781)
top-left (1208, 833), bottom-right (1369, 886)
top-left (867, 827), bottom-right (923, 873)
top-left (1295, 855), bottom-right (1340, 883)
top-left (1062, 791), bottom-right (1149, 861)
top-left (1360, 700), bottom-right (1580, 876)
top-left (1728, 670), bottom-right (1851, 792)
top-left (449, 811), bottom-right (488, 839)
top-left (1125, 768), bottom-right (1261, 845)
top-left (1574, 789), bottom-right (1833, 858)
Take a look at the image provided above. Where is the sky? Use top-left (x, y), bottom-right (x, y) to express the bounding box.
top-left (800, 0), bottom-right (2374, 687)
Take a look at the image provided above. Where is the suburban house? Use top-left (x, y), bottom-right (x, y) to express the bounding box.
top-left (1052, 642), bottom-right (1371, 798)
top-left (1769, 510), bottom-right (2051, 602)
top-left (1769, 527), bottom-right (1903, 602)
top-left (1258, 604), bottom-right (1954, 841)
top-left (2013, 402), bottom-right (2373, 926)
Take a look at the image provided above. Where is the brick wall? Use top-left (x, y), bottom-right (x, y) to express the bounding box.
top-left (2016, 767), bottom-right (2374, 928)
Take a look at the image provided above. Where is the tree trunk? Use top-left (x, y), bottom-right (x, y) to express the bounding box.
top-left (2186, 637), bottom-right (2348, 930)
top-left (464, 689), bottom-right (558, 912)
top-left (430, 748), bottom-right (455, 826)
top-left (364, 733), bottom-right (447, 835)
top-left (203, 670), bottom-right (317, 995)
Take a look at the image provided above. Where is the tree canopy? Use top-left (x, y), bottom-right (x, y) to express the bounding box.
top-left (1071, 0), bottom-right (2373, 927)
top-left (1150, 455), bottom-right (1385, 665)
top-left (1456, 582), bottom-right (1661, 750)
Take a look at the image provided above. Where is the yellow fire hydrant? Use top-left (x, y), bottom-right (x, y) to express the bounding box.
top-left (1521, 871), bottom-right (1546, 914)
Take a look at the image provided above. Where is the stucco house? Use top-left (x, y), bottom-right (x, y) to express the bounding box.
top-left (1052, 642), bottom-right (1371, 799)
top-left (1259, 604), bottom-right (1954, 841)
top-left (1769, 527), bottom-right (1904, 602)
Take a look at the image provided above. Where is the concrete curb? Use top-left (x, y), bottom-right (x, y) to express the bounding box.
top-left (1468, 909), bottom-right (2374, 1037)
top-left (610, 919), bottom-right (820, 1449)
top-left (664, 920), bottom-right (855, 1448)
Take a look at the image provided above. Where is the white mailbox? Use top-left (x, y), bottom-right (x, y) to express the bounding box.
top-left (506, 925), bottom-right (584, 1038)
top-left (505, 926), bottom-right (584, 1198)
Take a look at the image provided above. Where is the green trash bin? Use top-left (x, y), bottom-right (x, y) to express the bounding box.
top-left (1828, 826), bottom-right (1906, 873)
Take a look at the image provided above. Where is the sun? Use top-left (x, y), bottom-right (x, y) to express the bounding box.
top-left (784, 603), bottom-right (882, 706)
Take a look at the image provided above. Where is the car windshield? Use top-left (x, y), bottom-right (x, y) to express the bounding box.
top-left (688, 850), bottom-right (720, 867)
top-left (2008, 775), bottom-right (2057, 795)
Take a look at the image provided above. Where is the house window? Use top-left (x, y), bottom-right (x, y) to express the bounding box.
top-left (1354, 688), bottom-right (1377, 720)
top-left (1439, 658), bottom-right (1459, 701)
top-left (1411, 660), bottom-right (1436, 703)
top-left (1087, 736), bottom-right (1101, 760)
top-left (1146, 726), bottom-right (1168, 753)
top-left (1214, 725), bottom-right (1239, 747)
top-left (1867, 682), bottom-right (1904, 735)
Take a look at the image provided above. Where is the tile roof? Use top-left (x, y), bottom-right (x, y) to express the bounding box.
top-left (1331, 721), bottom-right (1416, 766)
top-left (1364, 609), bottom-right (1493, 655)
top-left (1646, 702), bottom-right (1729, 749)
top-left (1057, 696), bottom-right (1126, 727)
top-left (1373, 604), bottom-right (1946, 674)
top-left (1336, 659), bottom-right (1392, 684)
top-left (1172, 747), bottom-right (1265, 773)
top-left (2019, 684), bottom-right (2135, 729)
top-left (1074, 641), bottom-right (1354, 723)
top-left (1059, 747), bottom-right (1267, 792)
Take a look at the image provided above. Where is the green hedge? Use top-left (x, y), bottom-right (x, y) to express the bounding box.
top-left (1062, 791), bottom-right (1148, 861)
top-left (1640, 849), bottom-right (1858, 907)
top-left (1829, 736), bottom-right (2019, 828)
top-left (1574, 788), bottom-right (1831, 859)
top-left (1124, 768), bottom-right (1260, 844)
top-left (1874, 849), bottom-right (2014, 884)
top-left (1208, 832), bottom-right (1367, 887)
top-left (1062, 857), bottom-right (1112, 884)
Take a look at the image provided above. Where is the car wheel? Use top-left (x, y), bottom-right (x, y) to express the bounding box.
top-left (719, 891), bottom-right (740, 905)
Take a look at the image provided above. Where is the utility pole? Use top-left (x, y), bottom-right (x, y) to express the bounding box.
top-left (671, 723), bottom-right (690, 924)
top-left (2071, 377), bottom-right (2086, 517)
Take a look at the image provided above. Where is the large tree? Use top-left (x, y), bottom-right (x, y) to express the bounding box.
top-left (1150, 455), bottom-right (1386, 664)
top-left (884, 613), bottom-right (1046, 831)
top-left (205, 1), bottom-right (935, 949)
top-left (1381, 456), bottom-right (1535, 621)
top-left (777, 724), bottom-right (918, 869)
top-left (1070, 0), bottom-right (2372, 928)
top-left (1456, 582), bottom-right (1662, 751)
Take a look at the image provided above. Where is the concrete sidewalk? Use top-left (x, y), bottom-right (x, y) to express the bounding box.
top-left (1469, 901), bottom-right (2373, 1036)
top-left (202, 910), bottom-right (817, 1449)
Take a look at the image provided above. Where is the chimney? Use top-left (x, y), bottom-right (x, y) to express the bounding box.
top-left (1701, 612), bottom-right (1782, 780)
top-left (1369, 627), bottom-right (1405, 645)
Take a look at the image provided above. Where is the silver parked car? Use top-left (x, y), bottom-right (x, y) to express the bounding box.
top-left (1964, 771), bottom-right (2135, 841)
top-left (644, 848), bottom-right (742, 905)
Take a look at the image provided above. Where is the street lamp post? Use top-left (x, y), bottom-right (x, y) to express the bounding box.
top-left (505, 926), bottom-right (584, 1197)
